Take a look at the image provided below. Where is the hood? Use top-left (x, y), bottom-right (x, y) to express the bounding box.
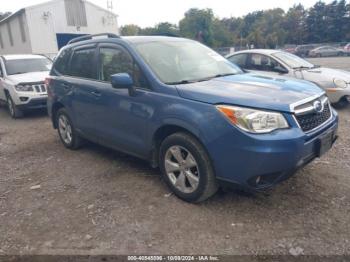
top-left (6, 71), bottom-right (49, 84)
top-left (176, 73), bottom-right (324, 112)
top-left (303, 67), bottom-right (350, 84)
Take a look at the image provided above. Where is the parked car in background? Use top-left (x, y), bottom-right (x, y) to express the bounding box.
top-left (47, 34), bottom-right (338, 203)
top-left (309, 46), bottom-right (346, 57)
top-left (344, 43), bottom-right (350, 55)
top-left (0, 54), bottom-right (52, 118)
top-left (226, 49), bottom-right (350, 106)
top-left (294, 44), bottom-right (317, 57)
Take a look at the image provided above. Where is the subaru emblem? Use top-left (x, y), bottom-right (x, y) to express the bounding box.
top-left (313, 100), bottom-right (323, 113)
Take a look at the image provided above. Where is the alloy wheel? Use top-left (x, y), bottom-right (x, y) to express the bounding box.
top-left (164, 145), bottom-right (200, 194)
top-left (58, 114), bottom-right (73, 145)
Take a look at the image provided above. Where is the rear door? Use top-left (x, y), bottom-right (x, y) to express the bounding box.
top-left (0, 58), bottom-right (5, 101)
top-left (65, 44), bottom-right (102, 138)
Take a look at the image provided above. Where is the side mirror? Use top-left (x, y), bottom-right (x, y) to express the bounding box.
top-left (111, 73), bottom-right (136, 96)
top-left (275, 67), bottom-right (288, 74)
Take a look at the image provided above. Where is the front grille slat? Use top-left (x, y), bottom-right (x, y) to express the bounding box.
top-left (295, 103), bottom-right (331, 132)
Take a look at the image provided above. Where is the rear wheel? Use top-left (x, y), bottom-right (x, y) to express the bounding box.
top-left (56, 108), bottom-right (83, 149)
top-left (159, 132), bottom-right (218, 203)
top-left (6, 94), bottom-right (23, 118)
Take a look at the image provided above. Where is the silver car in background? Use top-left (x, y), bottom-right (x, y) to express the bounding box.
top-left (226, 49), bottom-right (350, 106)
top-left (309, 46), bottom-right (346, 57)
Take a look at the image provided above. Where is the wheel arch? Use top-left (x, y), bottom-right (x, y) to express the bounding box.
top-left (51, 102), bottom-right (65, 129)
top-left (150, 121), bottom-right (209, 168)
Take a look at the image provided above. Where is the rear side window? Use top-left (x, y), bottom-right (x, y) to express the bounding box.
top-left (69, 48), bottom-right (97, 79)
top-left (228, 54), bottom-right (247, 68)
top-left (53, 48), bottom-right (72, 75)
top-left (99, 47), bottom-right (149, 89)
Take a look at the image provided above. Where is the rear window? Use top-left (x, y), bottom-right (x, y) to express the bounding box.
top-left (53, 48), bottom-right (72, 75)
top-left (228, 54), bottom-right (247, 68)
top-left (68, 48), bottom-right (97, 79)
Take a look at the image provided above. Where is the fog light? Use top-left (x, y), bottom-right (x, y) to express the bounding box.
top-left (256, 176), bottom-right (261, 185)
top-left (19, 97), bottom-right (29, 102)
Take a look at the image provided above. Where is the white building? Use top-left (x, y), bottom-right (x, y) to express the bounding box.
top-left (0, 0), bottom-right (119, 57)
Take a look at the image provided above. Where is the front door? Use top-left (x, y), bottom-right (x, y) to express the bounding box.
top-left (93, 44), bottom-right (155, 158)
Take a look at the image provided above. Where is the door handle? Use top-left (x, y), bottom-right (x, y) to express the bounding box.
top-left (90, 91), bottom-right (101, 97)
top-left (62, 83), bottom-right (71, 90)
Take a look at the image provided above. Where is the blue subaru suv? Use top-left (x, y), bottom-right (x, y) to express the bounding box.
top-left (47, 34), bottom-right (338, 202)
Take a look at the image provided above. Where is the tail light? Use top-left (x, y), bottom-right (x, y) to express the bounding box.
top-left (45, 77), bottom-right (53, 98)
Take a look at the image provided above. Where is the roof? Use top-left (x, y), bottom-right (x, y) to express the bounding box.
top-left (228, 49), bottom-right (282, 56)
top-left (123, 36), bottom-right (190, 44)
top-left (0, 9), bottom-right (24, 25)
top-left (2, 54), bottom-right (47, 60)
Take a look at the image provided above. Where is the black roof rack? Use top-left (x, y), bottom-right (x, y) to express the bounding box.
top-left (67, 33), bottom-right (120, 45)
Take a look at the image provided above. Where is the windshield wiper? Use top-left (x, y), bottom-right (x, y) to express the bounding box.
top-left (292, 66), bottom-right (312, 70)
top-left (9, 72), bottom-right (28, 75)
top-left (166, 73), bottom-right (237, 85)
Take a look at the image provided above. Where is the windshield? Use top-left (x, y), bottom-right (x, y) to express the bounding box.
top-left (5, 58), bottom-right (52, 75)
top-left (273, 52), bottom-right (314, 69)
top-left (134, 40), bottom-right (242, 84)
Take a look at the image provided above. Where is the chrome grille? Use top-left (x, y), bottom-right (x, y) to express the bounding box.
top-left (32, 83), bottom-right (46, 93)
top-left (294, 96), bottom-right (332, 132)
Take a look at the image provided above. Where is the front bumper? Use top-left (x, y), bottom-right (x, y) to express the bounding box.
top-left (326, 87), bottom-right (350, 104)
top-left (208, 109), bottom-right (339, 190)
top-left (16, 97), bottom-right (47, 110)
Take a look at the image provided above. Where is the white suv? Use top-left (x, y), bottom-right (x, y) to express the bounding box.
top-left (0, 54), bottom-right (52, 118)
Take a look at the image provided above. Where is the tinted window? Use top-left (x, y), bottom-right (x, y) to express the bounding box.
top-left (0, 62), bottom-right (3, 77)
top-left (69, 48), bottom-right (97, 79)
top-left (248, 54), bottom-right (286, 73)
top-left (54, 48), bottom-right (72, 75)
top-left (99, 47), bottom-right (148, 89)
top-left (228, 54), bottom-right (247, 68)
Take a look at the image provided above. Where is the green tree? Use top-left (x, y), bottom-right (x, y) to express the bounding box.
top-left (284, 4), bottom-right (307, 44)
top-left (179, 8), bottom-right (214, 46)
top-left (0, 12), bottom-right (11, 21)
top-left (120, 24), bottom-right (141, 36)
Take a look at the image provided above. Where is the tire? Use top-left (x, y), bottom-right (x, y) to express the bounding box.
top-left (337, 52), bottom-right (343, 57)
top-left (159, 132), bottom-right (218, 203)
top-left (6, 94), bottom-right (23, 118)
top-left (333, 96), bottom-right (349, 109)
top-left (56, 108), bottom-right (83, 150)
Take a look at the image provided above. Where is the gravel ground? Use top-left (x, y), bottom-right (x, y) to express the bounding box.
top-left (0, 58), bottom-right (350, 256)
top-left (308, 56), bottom-right (350, 71)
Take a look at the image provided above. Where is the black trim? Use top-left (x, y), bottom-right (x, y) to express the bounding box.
top-left (67, 33), bottom-right (120, 45)
top-left (16, 97), bottom-right (47, 110)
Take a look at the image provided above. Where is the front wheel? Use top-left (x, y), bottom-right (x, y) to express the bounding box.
top-left (56, 108), bottom-right (83, 149)
top-left (159, 132), bottom-right (218, 203)
top-left (6, 95), bottom-right (23, 118)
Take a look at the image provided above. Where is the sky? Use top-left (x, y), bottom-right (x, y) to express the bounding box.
top-left (2, 0), bottom-right (332, 27)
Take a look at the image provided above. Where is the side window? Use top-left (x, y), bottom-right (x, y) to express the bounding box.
top-left (228, 54), bottom-right (247, 68)
top-left (248, 54), bottom-right (286, 73)
top-left (0, 62), bottom-right (3, 77)
top-left (69, 48), bottom-right (97, 79)
top-left (53, 48), bottom-right (72, 75)
top-left (99, 47), bottom-right (149, 89)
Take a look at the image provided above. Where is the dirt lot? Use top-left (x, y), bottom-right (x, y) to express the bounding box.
top-left (1, 58), bottom-right (350, 256)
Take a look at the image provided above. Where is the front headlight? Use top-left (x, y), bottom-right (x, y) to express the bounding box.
top-left (216, 105), bottom-right (289, 134)
top-left (15, 84), bottom-right (34, 92)
top-left (333, 78), bottom-right (347, 89)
